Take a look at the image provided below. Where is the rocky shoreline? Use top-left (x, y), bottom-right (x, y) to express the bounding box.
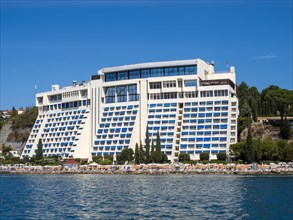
top-left (1, 163), bottom-right (293, 175)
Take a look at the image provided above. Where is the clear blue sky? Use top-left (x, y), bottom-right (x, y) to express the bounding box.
top-left (1, 0), bottom-right (292, 110)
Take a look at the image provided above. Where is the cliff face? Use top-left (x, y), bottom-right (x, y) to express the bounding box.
top-left (240, 123), bottom-right (289, 142)
top-left (0, 107), bottom-right (37, 152)
top-left (0, 121), bottom-right (23, 150)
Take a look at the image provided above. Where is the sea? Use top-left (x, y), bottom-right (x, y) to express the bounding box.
top-left (1, 174), bottom-right (293, 220)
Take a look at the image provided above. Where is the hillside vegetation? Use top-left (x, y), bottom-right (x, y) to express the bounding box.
top-left (6, 107), bottom-right (38, 144)
top-left (237, 82), bottom-right (293, 141)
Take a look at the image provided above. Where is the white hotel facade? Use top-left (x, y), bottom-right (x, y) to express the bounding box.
top-left (22, 59), bottom-right (238, 162)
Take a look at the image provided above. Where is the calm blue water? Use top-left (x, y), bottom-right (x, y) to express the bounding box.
top-left (1, 175), bottom-right (293, 220)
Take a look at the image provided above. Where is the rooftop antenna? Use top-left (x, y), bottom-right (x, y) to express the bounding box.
top-left (226, 60), bottom-right (229, 71)
top-left (34, 84), bottom-right (37, 94)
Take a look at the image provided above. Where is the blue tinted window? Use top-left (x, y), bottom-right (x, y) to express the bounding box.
top-left (165, 67), bottom-right (178, 76)
top-left (151, 68), bottom-right (164, 77)
top-left (117, 71), bottom-right (128, 80)
top-left (180, 144), bottom-right (187, 149)
top-left (105, 73), bottom-right (116, 82)
top-left (220, 124), bottom-right (228, 129)
top-left (129, 70), bottom-right (140, 79)
top-left (184, 80), bottom-right (197, 87)
top-left (198, 125), bottom-right (204, 130)
top-left (128, 84), bottom-right (137, 94)
top-left (203, 144), bottom-right (210, 148)
top-left (185, 66), bottom-right (197, 75)
top-left (141, 69), bottom-right (150, 78)
top-left (117, 95), bottom-right (127, 102)
top-left (178, 67), bottom-right (185, 75)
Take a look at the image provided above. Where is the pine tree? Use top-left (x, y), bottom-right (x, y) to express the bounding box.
top-left (280, 117), bottom-right (291, 139)
top-left (151, 140), bottom-right (155, 163)
top-left (145, 126), bottom-right (150, 163)
top-left (155, 131), bottom-right (162, 163)
top-left (11, 106), bottom-right (18, 118)
top-left (244, 127), bottom-right (255, 163)
top-left (241, 101), bottom-right (252, 118)
top-left (255, 139), bottom-right (262, 163)
top-left (139, 141), bottom-right (145, 164)
top-left (135, 143), bottom-right (139, 164)
top-left (36, 139), bottom-right (43, 160)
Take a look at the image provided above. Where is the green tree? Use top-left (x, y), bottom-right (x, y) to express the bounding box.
top-left (237, 82), bottom-right (261, 121)
top-left (100, 159), bottom-right (112, 165)
top-left (116, 155), bottom-right (123, 165)
top-left (263, 88), bottom-right (293, 119)
top-left (120, 148), bottom-right (134, 164)
top-left (241, 101), bottom-right (252, 118)
top-left (11, 107), bottom-right (38, 130)
top-left (35, 139), bottom-right (43, 160)
top-left (254, 139), bottom-right (263, 163)
top-left (200, 152), bottom-right (209, 161)
top-left (145, 126), bottom-right (150, 163)
top-left (92, 155), bottom-right (103, 163)
top-left (2, 146), bottom-right (12, 157)
top-left (261, 139), bottom-right (278, 161)
top-left (260, 85), bottom-right (279, 116)
top-left (230, 142), bottom-right (245, 160)
top-left (244, 127), bottom-right (255, 163)
top-left (237, 117), bottom-right (252, 141)
top-left (0, 118), bottom-right (6, 130)
top-left (248, 86), bottom-right (261, 121)
top-left (216, 152), bottom-right (227, 161)
top-left (135, 143), bottom-right (139, 164)
top-left (9, 107), bottom-right (38, 143)
top-left (284, 143), bottom-right (293, 162)
top-left (161, 153), bottom-right (169, 163)
top-left (280, 117), bottom-right (291, 139)
top-left (237, 82), bottom-right (249, 110)
top-left (139, 141), bottom-right (145, 164)
top-left (155, 131), bottom-right (162, 163)
top-left (104, 154), bottom-right (113, 163)
top-left (249, 99), bottom-right (258, 122)
top-left (179, 153), bottom-right (190, 162)
top-left (277, 140), bottom-right (288, 161)
top-left (11, 107), bottom-right (18, 118)
top-left (151, 140), bottom-right (155, 163)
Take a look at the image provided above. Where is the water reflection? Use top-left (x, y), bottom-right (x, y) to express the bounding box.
top-left (1, 175), bottom-right (292, 219)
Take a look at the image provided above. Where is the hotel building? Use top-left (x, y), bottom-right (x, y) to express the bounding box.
top-left (21, 58), bottom-right (238, 162)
